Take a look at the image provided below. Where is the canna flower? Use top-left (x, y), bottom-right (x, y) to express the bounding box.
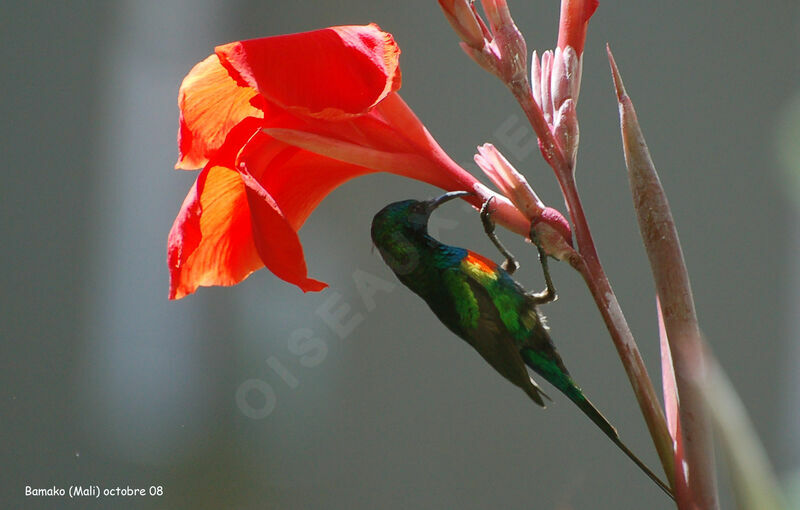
top-left (168, 24), bottom-right (549, 299)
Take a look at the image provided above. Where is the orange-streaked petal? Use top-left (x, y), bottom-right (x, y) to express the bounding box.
top-left (215, 24), bottom-right (401, 121)
top-left (176, 54), bottom-right (263, 170)
top-left (170, 115), bottom-right (328, 297)
top-left (168, 164), bottom-right (263, 299)
top-left (168, 118), bottom-right (264, 299)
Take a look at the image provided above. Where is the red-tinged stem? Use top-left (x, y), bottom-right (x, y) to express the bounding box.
top-left (510, 79), bottom-right (675, 489)
top-left (509, 81), bottom-right (568, 173)
top-left (567, 233), bottom-right (676, 491)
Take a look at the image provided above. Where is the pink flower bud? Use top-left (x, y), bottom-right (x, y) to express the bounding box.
top-left (553, 98), bottom-right (579, 165)
top-left (438, 0), bottom-right (486, 50)
top-left (475, 143), bottom-right (544, 219)
top-left (551, 46), bottom-right (581, 110)
top-left (539, 50), bottom-right (554, 124)
top-left (481, 0), bottom-right (527, 84)
top-left (531, 45), bottom-right (582, 166)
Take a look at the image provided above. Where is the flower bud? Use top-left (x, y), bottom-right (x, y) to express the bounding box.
top-left (438, 0), bottom-right (486, 50)
top-left (553, 98), bottom-right (579, 166)
top-left (482, 0), bottom-right (528, 85)
top-left (474, 143), bottom-right (544, 219)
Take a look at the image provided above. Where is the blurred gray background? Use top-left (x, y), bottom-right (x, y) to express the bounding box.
top-left (2, 1), bottom-right (798, 509)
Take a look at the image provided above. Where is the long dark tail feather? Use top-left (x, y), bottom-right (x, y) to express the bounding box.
top-left (574, 394), bottom-right (675, 501)
top-left (521, 348), bottom-right (675, 500)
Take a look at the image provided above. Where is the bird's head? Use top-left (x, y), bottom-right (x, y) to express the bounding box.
top-left (371, 191), bottom-right (471, 241)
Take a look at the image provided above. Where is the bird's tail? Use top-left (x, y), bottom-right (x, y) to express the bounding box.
top-left (521, 348), bottom-right (674, 500)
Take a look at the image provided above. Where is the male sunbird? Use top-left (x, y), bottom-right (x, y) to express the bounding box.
top-left (371, 190), bottom-right (673, 499)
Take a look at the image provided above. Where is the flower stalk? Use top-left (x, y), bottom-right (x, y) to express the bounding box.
top-left (439, 0), bottom-right (676, 489)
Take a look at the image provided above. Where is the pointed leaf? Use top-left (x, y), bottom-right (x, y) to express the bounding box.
top-left (609, 45), bottom-right (718, 509)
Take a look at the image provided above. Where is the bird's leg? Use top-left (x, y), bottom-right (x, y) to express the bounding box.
top-left (480, 198), bottom-right (520, 275)
top-left (480, 198), bottom-right (556, 304)
top-left (527, 226), bottom-right (557, 305)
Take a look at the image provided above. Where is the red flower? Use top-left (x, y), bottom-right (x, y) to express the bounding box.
top-left (168, 24), bottom-right (532, 299)
top-left (556, 0), bottom-right (599, 55)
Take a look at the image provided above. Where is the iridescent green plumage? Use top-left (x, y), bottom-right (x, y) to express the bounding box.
top-left (371, 196), bottom-right (551, 405)
top-left (371, 191), bottom-right (673, 499)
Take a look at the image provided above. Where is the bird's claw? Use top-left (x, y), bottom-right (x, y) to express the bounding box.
top-left (480, 198), bottom-right (519, 275)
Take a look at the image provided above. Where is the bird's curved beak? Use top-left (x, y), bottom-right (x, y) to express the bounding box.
top-left (423, 190), bottom-right (473, 215)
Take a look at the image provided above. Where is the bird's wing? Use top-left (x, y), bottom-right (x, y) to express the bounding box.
top-left (458, 272), bottom-right (550, 407)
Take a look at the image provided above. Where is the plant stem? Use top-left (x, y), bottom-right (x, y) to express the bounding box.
top-left (567, 219), bottom-right (676, 490)
top-left (509, 79), bottom-right (676, 488)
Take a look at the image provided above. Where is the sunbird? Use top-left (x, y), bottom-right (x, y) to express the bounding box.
top-left (371, 190), bottom-right (673, 499)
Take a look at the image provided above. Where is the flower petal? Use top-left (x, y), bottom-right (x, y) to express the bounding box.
top-left (176, 54), bottom-right (262, 170)
top-left (236, 162), bottom-right (328, 292)
top-left (168, 118), bottom-right (264, 299)
top-left (372, 93), bottom-right (440, 154)
top-left (216, 24), bottom-right (401, 120)
top-left (556, 0), bottom-right (598, 54)
top-left (168, 164), bottom-right (263, 299)
top-left (170, 116), bottom-right (328, 297)
top-left (237, 129), bottom-right (374, 231)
